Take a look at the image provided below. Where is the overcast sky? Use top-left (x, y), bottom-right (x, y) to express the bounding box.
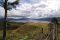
top-left (0, 0), bottom-right (60, 19)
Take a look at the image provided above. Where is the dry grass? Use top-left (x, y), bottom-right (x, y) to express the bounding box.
top-left (6, 22), bottom-right (49, 40)
top-left (0, 22), bottom-right (60, 40)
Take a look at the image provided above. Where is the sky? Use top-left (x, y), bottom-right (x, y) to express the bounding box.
top-left (0, 0), bottom-right (60, 19)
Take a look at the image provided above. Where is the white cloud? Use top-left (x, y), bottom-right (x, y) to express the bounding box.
top-left (8, 0), bottom-right (16, 3)
top-left (17, 3), bottom-right (32, 10)
top-left (7, 3), bottom-right (32, 17)
top-left (0, 6), bottom-right (4, 17)
top-left (47, 0), bottom-right (60, 10)
top-left (0, 0), bottom-right (60, 19)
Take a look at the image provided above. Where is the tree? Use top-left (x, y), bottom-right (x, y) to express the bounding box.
top-left (0, 0), bottom-right (20, 40)
top-left (0, 0), bottom-right (19, 10)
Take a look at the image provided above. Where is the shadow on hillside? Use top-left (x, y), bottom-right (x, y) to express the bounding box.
top-left (0, 26), bottom-right (19, 30)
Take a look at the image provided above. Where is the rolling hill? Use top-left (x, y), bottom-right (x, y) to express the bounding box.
top-left (0, 17), bottom-right (60, 22)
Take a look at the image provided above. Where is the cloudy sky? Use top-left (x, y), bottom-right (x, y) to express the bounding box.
top-left (0, 0), bottom-right (60, 19)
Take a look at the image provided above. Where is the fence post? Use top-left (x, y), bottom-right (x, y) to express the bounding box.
top-left (49, 18), bottom-right (58, 40)
top-left (41, 28), bottom-right (43, 33)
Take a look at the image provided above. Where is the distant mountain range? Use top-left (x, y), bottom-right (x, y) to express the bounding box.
top-left (0, 17), bottom-right (4, 22)
top-left (0, 17), bottom-right (60, 22)
top-left (33, 17), bottom-right (60, 22)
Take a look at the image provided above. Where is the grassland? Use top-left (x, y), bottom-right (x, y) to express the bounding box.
top-left (0, 22), bottom-right (60, 40)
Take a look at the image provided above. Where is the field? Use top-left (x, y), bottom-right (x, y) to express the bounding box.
top-left (0, 22), bottom-right (60, 40)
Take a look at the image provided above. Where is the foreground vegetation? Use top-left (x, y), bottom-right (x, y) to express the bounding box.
top-left (0, 22), bottom-right (60, 40)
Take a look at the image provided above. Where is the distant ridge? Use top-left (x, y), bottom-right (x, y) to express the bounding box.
top-left (0, 17), bottom-right (4, 22)
top-left (0, 17), bottom-right (60, 22)
top-left (33, 17), bottom-right (60, 22)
